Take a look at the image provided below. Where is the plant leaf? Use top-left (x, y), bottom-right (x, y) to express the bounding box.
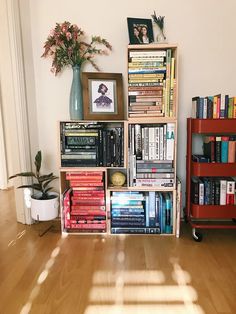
top-left (42, 177), bottom-right (58, 189)
top-left (44, 187), bottom-right (53, 194)
top-left (34, 151), bottom-right (42, 173)
top-left (9, 172), bottom-right (36, 179)
top-left (17, 184), bottom-right (42, 191)
top-left (38, 173), bottom-right (55, 182)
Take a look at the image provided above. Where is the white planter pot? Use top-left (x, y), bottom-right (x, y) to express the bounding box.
top-left (31, 192), bottom-right (59, 221)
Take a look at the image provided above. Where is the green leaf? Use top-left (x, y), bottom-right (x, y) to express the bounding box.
top-left (9, 172), bottom-right (36, 179)
top-left (42, 177), bottom-right (58, 189)
top-left (17, 184), bottom-right (42, 192)
top-left (38, 173), bottom-right (54, 182)
top-left (34, 151), bottom-right (42, 173)
top-left (44, 187), bottom-right (53, 194)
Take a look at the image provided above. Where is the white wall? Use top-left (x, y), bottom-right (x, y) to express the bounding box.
top-left (25, 0), bottom-right (236, 203)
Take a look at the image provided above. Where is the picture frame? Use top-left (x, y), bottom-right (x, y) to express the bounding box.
top-left (82, 72), bottom-right (124, 120)
top-left (127, 17), bottom-right (154, 45)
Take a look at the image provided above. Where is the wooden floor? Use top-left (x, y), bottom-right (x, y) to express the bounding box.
top-left (1, 189), bottom-right (236, 314)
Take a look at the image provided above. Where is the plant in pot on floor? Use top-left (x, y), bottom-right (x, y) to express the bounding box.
top-left (9, 151), bottom-right (59, 221)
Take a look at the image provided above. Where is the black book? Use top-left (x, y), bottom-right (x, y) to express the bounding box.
top-left (214, 179), bottom-right (220, 205)
top-left (191, 177), bottom-right (200, 204)
top-left (215, 137), bottom-right (221, 163)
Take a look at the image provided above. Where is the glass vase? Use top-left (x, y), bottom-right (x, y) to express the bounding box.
top-left (69, 65), bottom-right (83, 120)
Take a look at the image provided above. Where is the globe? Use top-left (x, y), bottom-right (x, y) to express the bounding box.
top-left (111, 171), bottom-right (126, 186)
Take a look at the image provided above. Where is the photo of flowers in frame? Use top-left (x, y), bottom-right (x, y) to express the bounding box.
top-left (82, 72), bottom-right (124, 120)
top-left (127, 17), bottom-right (154, 44)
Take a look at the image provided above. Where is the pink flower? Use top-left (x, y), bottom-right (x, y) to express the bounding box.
top-left (50, 29), bottom-right (55, 37)
top-left (66, 32), bottom-right (72, 40)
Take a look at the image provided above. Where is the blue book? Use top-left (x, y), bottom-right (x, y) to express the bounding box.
top-left (225, 95), bottom-right (229, 118)
top-left (164, 193), bottom-right (172, 234)
top-left (157, 193), bottom-right (163, 233)
top-left (149, 192), bottom-right (156, 227)
top-left (161, 194), bottom-right (166, 233)
top-left (221, 137), bottom-right (229, 163)
top-left (198, 97), bottom-right (204, 119)
top-left (145, 195), bottom-right (149, 227)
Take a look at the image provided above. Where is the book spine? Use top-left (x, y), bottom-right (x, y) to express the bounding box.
top-left (220, 180), bottom-right (227, 205)
top-left (166, 123), bottom-right (175, 160)
top-left (221, 137), bottom-right (229, 163)
top-left (226, 180), bottom-right (235, 205)
top-left (215, 137), bottom-right (221, 163)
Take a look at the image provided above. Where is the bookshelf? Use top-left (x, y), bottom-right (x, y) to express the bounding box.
top-left (186, 118), bottom-right (236, 241)
top-left (59, 44), bottom-right (179, 236)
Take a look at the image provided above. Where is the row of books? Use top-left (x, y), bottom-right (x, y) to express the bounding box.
top-left (63, 171), bottom-right (106, 232)
top-left (128, 49), bottom-right (176, 117)
top-left (202, 135), bottom-right (236, 163)
top-left (60, 122), bottom-right (124, 167)
top-left (129, 123), bottom-right (175, 187)
top-left (192, 94), bottom-right (236, 119)
top-left (191, 176), bottom-right (236, 205)
top-left (110, 191), bottom-right (173, 234)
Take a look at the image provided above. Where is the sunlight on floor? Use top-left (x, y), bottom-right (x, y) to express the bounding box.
top-left (7, 230), bottom-right (26, 247)
top-left (84, 238), bottom-right (205, 314)
top-left (19, 233), bottom-right (68, 314)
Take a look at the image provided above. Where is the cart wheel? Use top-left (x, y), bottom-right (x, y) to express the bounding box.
top-left (192, 228), bottom-right (203, 242)
top-left (232, 218), bottom-right (236, 223)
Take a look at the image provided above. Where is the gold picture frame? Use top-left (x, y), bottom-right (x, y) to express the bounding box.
top-left (82, 72), bottom-right (124, 120)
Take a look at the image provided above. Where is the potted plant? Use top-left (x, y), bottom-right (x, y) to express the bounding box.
top-left (9, 151), bottom-right (59, 221)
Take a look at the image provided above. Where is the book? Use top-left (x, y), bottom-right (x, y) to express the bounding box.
top-left (166, 123), bottom-right (175, 160)
top-left (228, 137), bottom-right (236, 163)
top-left (226, 179), bottom-right (235, 205)
top-left (221, 137), bottom-right (229, 163)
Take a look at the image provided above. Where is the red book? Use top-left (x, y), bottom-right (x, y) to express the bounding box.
top-left (70, 220), bottom-right (106, 224)
top-left (73, 191), bottom-right (105, 196)
top-left (66, 171), bottom-right (103, 177)
top-left (70, 215), bottom-right (106, 221)
top-left (72, 196), bottom-right (104, 200)
top-left (72, 201), bottom-right (105, 206)
top-left (72, 187), bottom-right (104, 191)
top-left (63, 189), bottom-right (72, 228)
top-left (70, 181), bottom-right (104, 187)
top-left (70, 223), bottom-right (106, 229)
top-left (226, 180), bottom-right (235, 205)
top-left (71, 205), bottom-right (105, 211)
top-left (70, 209), bottom-right (106, 216)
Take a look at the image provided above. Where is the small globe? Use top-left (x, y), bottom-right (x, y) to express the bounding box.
top-left (111, 171), bottom-right (126, 186)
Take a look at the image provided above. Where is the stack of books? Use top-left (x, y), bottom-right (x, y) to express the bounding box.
top-left (192, 94), bottom-right (236, 119)
top-left (63, 171), bottom-right (106, 232)
top-left (110, 191), bottom-right (173, 234)
top-left (129, 123), bottom-right (175, 187)
top-left (128, 49), bottom-right (176, 118)
top-left (60, 122), bottom-right (124, 167)
top-left (191, 176), bottom-right (236, 205)
top-left (203, 135), bottom-right (236, 163)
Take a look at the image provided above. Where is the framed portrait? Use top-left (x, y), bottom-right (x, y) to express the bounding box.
top-left (127, 17), bottom-right (154, 45)
top-left (82, 72), bottom-right (124, 120)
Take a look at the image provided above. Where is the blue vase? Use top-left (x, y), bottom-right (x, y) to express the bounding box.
top-left (69, 65), bottom-right (83, 120)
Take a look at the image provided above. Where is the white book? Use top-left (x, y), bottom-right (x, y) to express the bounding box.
top-left (143, 127), bottom-right (149, 160)
top-left (129, 50), bottom-right (166, 57)
top-left (166, 123), bottom-right (175, 160)
top-left (199, 179), bottom-right (204, 205)
top-left (220, 180), bottom-right (227, 205)
top-left (163, 124), bottom-right (167, 160)
top-left (203, 97), bottom-right (207, 119)
top-left (148, 127), bottom-right (156, 160)
top-left (155, 127), bottom-right (160, 160)
top-left (159, 126), bottom-right (164, 160)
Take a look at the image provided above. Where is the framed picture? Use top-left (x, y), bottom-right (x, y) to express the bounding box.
top-left (82, 72), bottom-right (124, 120)
top-left (127, 17), bottom-right (154, 45)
